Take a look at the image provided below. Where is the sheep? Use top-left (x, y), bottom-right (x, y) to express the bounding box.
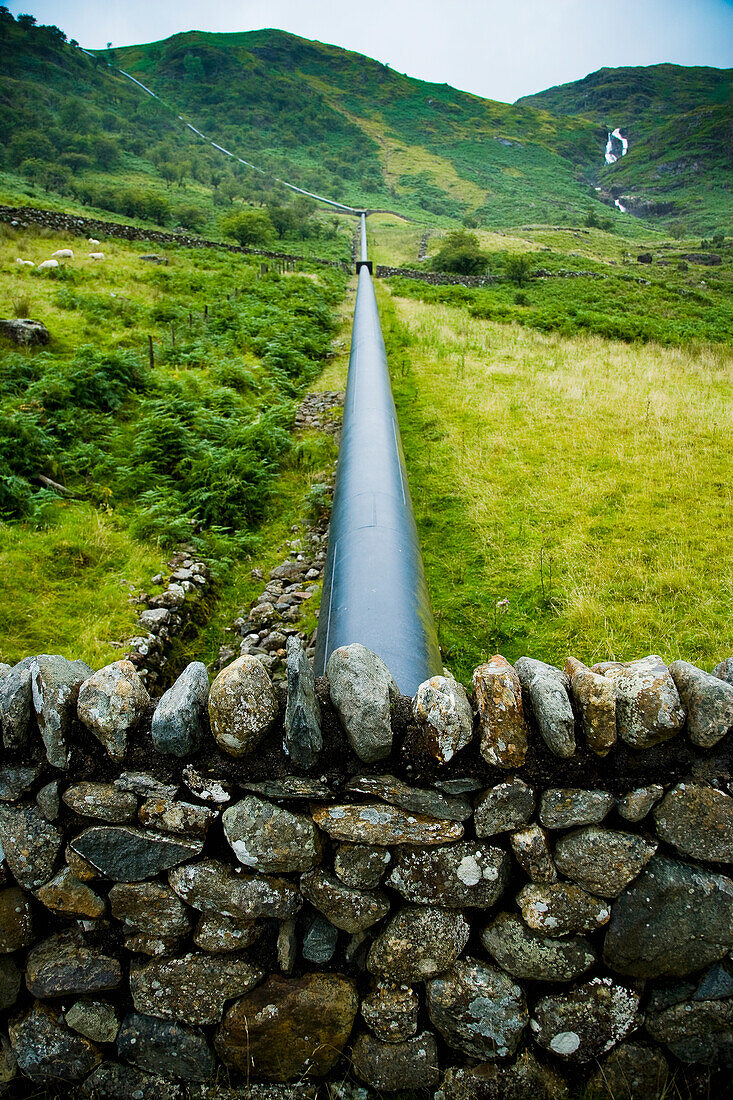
top-left (51, 249), bottom-right (74, 259)
top-left (88, 252), bottom-right (105, 260)
top-left (37, 259), bottom-right (59, 270)
top-left (88, 238), bottom-right (100, 246)
top-left (15, 258), bottom-right (35, 267)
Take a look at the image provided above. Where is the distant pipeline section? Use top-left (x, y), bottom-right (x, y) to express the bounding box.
top-left (315, 214), bottom-right (442, 694)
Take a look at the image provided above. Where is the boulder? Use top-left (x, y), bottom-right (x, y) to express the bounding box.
top-left (0, 764), bottom-right (41, 801)
top-left (151, 662), bottom-right (209, 757)
top-left (367, 906), bottom-right (469, 982)
top-left (64, 999), bottom-right (120, 1044)
top-left (215, 973), bottom-right (358, 1079)
top-left (0, 804), bottom-right (63, 889)
top-left (669, 659), bottom-right (733, 747)
top-left (351, 1030), bottom-right (439, 1090)
top-left (646, 993), bottom-right (733, 1066)
top-left (9, 1001), bottom-right (101, 1082)
top-left (168, 859), bottom-right (300, 921)
top-left (473, 655), bottom-right (527, 768)
top-left (509, 825), bottom-right (557, 883)
top-left (539, 788), bottom-right (614, 829)
top-left (36, 779), bottom-right (60, 821)
top-left (109, 881), bottom-right (192, 953)
top-left (117, 1012), bottom-right (214, 1081)
top-left (474, 778), bottom-right (535, 836)
top-left (531, 978), bottom-right (641, 1062)
top-left (481, 912), bottom-right (596, 981)
top-left (517, 883), bottom-right (611, 936)
top-left (0, 887), bottom-right (34, 952)
top-left (654, 783), bottom-right (733, 863)
top-left (714, 657), bottom-right (733, 685)
top-left (30, 654), bottom-right (93, 768)
top-left (603, 855), bottom-right (733, 977)
top-left (412, 675), bottom-right (474, 764)
top-left (70, 826), bottom-right (202, 882)
top-left (284, 637), bottom-right (322, 770)
top-left (585, 1042), bottom-right (669, 1100)
top-left (616, 784), bottom-right (664, 822)
top-left (193, 911), bottom-right (260, 954)
top-left (208, 655), bottom-right (278, 757)
top-left (138, 798), bottom-right (217, 837)
top-left (79, 1064), bottom-right (183, 1100)
top-left (553, 827), bottom-right (657, 896)
top-left (62, 782), bottom-right (138, 823)
top-left (0, 656), bottom-right (35, 751)
top-left (77, 660), bottom-right (150, 760)
top-left (313, 802), bottom-right (463, 846)
top-left (427, 957), bottom-right (528, 1059)
top-left (514, 657), bottom-right (575, 758)
top-left (387, 841), bottom-right (509, 908)
top-left (326, 644), bottom-right (398, 762)
top-left (437, 1051), bottom-right (568, 1100)
top-left (130, 952), bottom-right (263, 1026)
top-left (36, 867), bottom-right (105, 919)
top-left (344, 774), bottom-right (471, 820)
top-left (223, 797), bottom-right (322, 873)
top-left (26, 931), bottom-right (121, 997)
top-left (0, 318), bottom-right (50, 345)
top-left (564, 657), bottom-right (616, 756)
top-left (602, 655), bottom-right (684, 748)
top-left (360, 980), bottom-right (419, 1043)
top-left (334, 843), bottom-right (391, 889)
top-left (301, 914), bottom-right (338, 964)
top-left (0, 956), bottom-right (21, 1011)
top-left (300, 869), bottom-right (389, 932)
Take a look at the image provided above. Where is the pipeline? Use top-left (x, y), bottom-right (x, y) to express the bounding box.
top-left (314, 215), bottom-right (442, 694)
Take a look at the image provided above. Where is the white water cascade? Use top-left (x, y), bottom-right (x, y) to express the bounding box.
top-left (605, 127), bottom-right (628, 164)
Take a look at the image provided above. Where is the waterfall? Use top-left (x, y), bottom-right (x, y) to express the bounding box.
top-left (615, 198), bottom-right (627, 213)
top-left (605, 128), bottom-right (628, 165)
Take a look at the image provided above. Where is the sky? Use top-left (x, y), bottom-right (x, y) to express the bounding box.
top-left (8, 0), bottom-right (733, 102)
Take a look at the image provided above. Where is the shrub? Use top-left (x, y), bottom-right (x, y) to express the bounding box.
top-left (219, 209), bottom-right (275, 247)
top-left (505, 254), bottom-right (532, 286)
top-left (430, 231), bottom-right (488, 276)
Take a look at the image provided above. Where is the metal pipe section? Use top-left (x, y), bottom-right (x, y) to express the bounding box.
top-left (360, 212), bottom-right (368, 263)
top-left (314, 264), bottom-right (442, 695)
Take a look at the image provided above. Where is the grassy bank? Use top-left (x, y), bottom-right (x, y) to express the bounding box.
top-left (382, 287), bottom-right (733, 683)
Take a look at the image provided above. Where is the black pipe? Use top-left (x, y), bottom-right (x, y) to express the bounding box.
top-left (314, 254), bottom-right (442, 695)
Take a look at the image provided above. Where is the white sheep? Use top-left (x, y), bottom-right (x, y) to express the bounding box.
top-left (88, 238), bottom-right (100, 246)
top-left (88, 252), bottom-right (105, 260)
top-left (51, 249), bottom-right (74, 259)
top-left (15, 258), bottom-right (35, 267)
top-left (37, 259), bottom-right (59, 270)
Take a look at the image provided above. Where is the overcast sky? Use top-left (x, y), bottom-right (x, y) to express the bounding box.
top-left (9, 0), bottom-right (733, 102)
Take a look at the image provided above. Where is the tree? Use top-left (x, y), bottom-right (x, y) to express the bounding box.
top-left (93, 136), bottom-right (119, 169)
top-left (505, 254), bottom-right (532, 287)
top-left (17, 13), bottom-right (37, 28)
top-left (430, 230), bottom-right (488, 276)
top-left (220, 209), bottom-right (274, 247)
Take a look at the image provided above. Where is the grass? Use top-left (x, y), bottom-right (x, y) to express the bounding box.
top-left (381, 286), bottom-right (733, 684)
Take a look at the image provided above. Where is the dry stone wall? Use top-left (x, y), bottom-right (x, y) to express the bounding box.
top-left (0, 638), bottom-right (731, 1098)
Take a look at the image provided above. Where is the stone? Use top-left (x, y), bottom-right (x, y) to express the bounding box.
top-left (474, 778), bottom-right (535, 835)
top-left (617, 784), bottom-right (664, 822)
top-left (603, 855), bottom-right (733, 977)
top-left (669, 659), bottom-right (733, 747)
top-left (0, 318), bottom-right (49, 345)
top-left (30, 654), bottom-right (93, 768)
top-left (514, 656), bottom-right (575, 757)
top-left (138, 797), bottom-right (218, 837)
top-left (427, 957), bottom-right (527, 1059)
top-left (79, 1063), bottom-right (183, 1099)
top-left (0, 804), bottom-right (63, 889)
top-left (654, 783), bottom-right (733, 862)
top-left (223, 797), bottom-right (322, 873)
top-left (334, 844), bottom-right (391, 889)
top-left (510, 825), bottom-right (557, 883)
top-left (36, 780), bottom-right (60, 820)
top-left (564, 657), bottom-right (616, 756)
top-left (387, 841), bottom-right (510, 908)
top-left (531, 978), bottom-right (641, 1062)
top-left (344, 774), bottom-right (471, 820)
top-left (301, 914), bottom-right (338, 963)
top-left (0, 956), bottom-right (21, 1010)
top-left (65, 999), bottom-right (120, 1044)
top-left (151, 662), bottom-right (209, 756)
top-left (65, 844), bottom-right (97, 882)
top-left (130, 952), bottom-right (263, 1026)
top-left (169, 859), bottom-right (301, 920)
top-left (367, 906), bottom-right (469, 982)
top-left (300, 869), bottom-right (389, 932)
top-left (26, 931), bottom-right (121, 997)
top-left (0, 656), bottom-right (35, 751)
top-left (71, 826), bottom-right (202, 882)
top-left (715, 657), bottom-right (733, 685)
top-left (115, 772), bottom-right (177, 800)
top-left (473, 655), bottom-right (527, 768)
top-left (182, 766), bottom-right (231, 804)
top-left (278, 918), bottom-right (297, 973)
top-left (539, 788), bottom-right (615, 829)
top-left (117, 1012), bottom-right (215, 1081)
top-left (412, 675), bottom-right (473, 764)
top-left (360, 981), bottom-right (419, 1043)
top-left (313, 803), bottom-right (463, 846)
top-left (351, 1030), bottom-right (439, 1091)
top-left (481, 912), bottom-right (596, 981)
top-left (9, 1001), bottom-right (101, 1082)
top-left (585, 1042), bottom-right (669, 1100)
top-left (284, 636), bottom-right (322, 770)
top-left (0, 764), bottom-right (41, 801)
top-left (0, 887), bottom-right (33, 952)
top-left (215, 973), bottom-right (358, 1080)
top-left (437, 1051), bottom-right (569, 1100)
top-left (326, 644), bottom-right (398, 763)
top-left (554, 827), bottom-right (657, 896)
top-left (208, 655), bottom-right (278, 757)
top-left (517, 883), bottom-right (611, 936)
top-left (63, 782), bottom-right (138, 822)
top-left (109, 882), bottom-right (192, 952)
top-left (241, 776), bottom-right (332, 801)
top-left (36, 867), bottom-right (105, 918)
top-left (78, 660), bottom-right (150, 760)
top-left (646, 993), bottom-right (733, 1066)
top-left (602, 655), bottom-right (684, 748)
top-left (194, 912), bottom-right (261, 953)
